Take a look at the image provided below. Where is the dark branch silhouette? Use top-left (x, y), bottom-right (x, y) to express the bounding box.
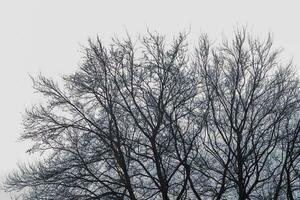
top-left (4, 29), bottom-right (300, 200)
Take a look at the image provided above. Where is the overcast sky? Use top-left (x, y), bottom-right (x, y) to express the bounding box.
top-left (1, 0), bottom-right (300, 198)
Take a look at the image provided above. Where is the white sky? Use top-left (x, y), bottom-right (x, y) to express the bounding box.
top-left (0, 0), bottom-right (300, 198)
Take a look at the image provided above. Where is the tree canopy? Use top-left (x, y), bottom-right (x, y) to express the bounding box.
top-left (4, 29), bottom-right (300, 200)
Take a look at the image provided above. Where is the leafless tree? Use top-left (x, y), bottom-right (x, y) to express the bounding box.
top-left (4, 29), bottom-right (300, 200)
top-left (195, 29), bottom-right (300, 199)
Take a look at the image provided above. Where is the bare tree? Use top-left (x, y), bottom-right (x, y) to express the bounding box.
top-left (195, 29), bottom-right (300, 199)
top-left (4, 29), bottom-right (300, 200)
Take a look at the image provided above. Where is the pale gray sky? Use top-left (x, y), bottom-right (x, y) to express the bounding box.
top-left (0, 0), bottom-right (300, 198)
